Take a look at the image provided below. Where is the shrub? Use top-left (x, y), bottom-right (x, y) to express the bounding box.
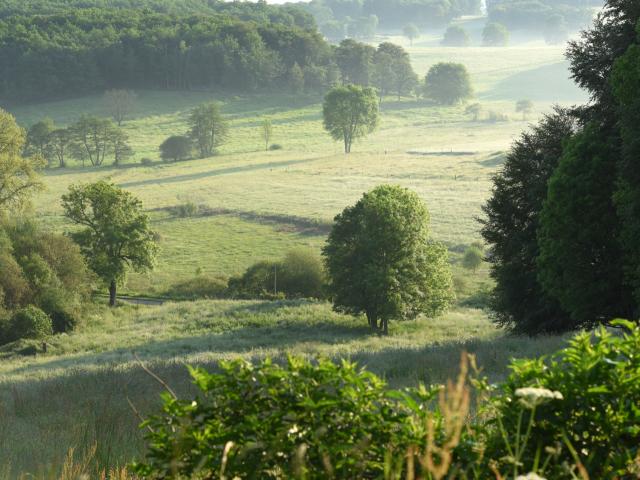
top-left (174, 202), bottom-right (199, 218)
top-left (486, 110), bottom-right (509, 122)
top-left (8, 305), bottom-right (53, 341)
top-left (228, 260), bottom-right (279, 299)
top-left (278, 248), bottom-right (325, 299)
top-left (38, 288), bottom-right (79, 333)
top-left (165, 276), bottom-right (228, 300)
top-left (442, 25), bottom-right (470, 47)
top-left (483, 22), bottom-right (509, 47)
top-left (423, 62), bottom-right (473, 105)
top-left (135, 323), bottom-right (640, 479)
top-left (140, 157), bottom-right (154, 166)
top-left (269, 143), bottom-right (283, 150)
top-left (159, 135), bottom-right (192, 162)
top-left (133, 357), bottom-right (431, 479)
top-left (462, 246), bottom-right (483, 272)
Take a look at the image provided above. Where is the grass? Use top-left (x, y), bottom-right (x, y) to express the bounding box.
top-left (0, 25), bottom-right (587, 476)
top-left (0, 300), bottom-right (571, 475)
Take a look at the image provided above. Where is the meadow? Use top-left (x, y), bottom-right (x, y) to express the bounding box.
top-left (1, 26), bottom-right (588, 475)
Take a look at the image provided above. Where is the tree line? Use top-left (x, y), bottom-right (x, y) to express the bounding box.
top-left (486, 0), bottom-right (601, 32)
top-left (0, 9), bottom-right (332, 103)
top-left (481, 0), bottom-right (640, 334)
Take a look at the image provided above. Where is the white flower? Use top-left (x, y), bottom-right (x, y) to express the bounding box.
top-left (516, 473), bottom-right (547, 480)
top-left (515, 387), bottom-right (563, 408)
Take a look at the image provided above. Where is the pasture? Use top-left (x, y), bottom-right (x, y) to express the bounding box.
top-left (1, 32), bottom-right (586, 475)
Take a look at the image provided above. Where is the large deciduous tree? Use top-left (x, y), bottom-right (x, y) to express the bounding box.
top-left (188, 103), bottom-right (229, 158)
top-left (335, 39), bottom-right (375, 86)
top-left (0, 109), bottom-right (44, 213)
top-left (62, 181), bottom-right (157, 306)
top-left (537, 125), bottom-right (635, 326)
top-left (423, 62), bottom-right (473, 105)
top-left (323, 185), bottom-right (453, 335)
top-left (69, 116), bottom-right (115, 167)
top-left (372, 43), bottom-right (418, 101)
top-left (480, 109), bottom-right (575, 334)
top-left (322, 85), bottom-right (379, 154)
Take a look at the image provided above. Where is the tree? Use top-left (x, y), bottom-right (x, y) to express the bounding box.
top-left (26, 119), bottom-right (55, 166)
top-left (49, 128), bottom-right (72, 168)
top-left (187, 103), bottom-right (229, 158)
top-left (543, 14), bottom-right (569, 45)
top-left (515, 99), bottom-right (534, 120)
top-left (323, 185), bottom-right (453, 335)
top-left (482, 22), bottom-right (509, 47)
top-left (442, 25), bottom-right (471, 47)
top-left (261, 119), bottom-right (273, 151)
top-left (537, 125), bottom-right (635, 327)
top-left (322, 85), bottom-right (379, 154)
top-left (612, 43), bottom-right (640, 307)
top-left (160, 135), bottom-right (192, 162)
top-left (372, 43), bottom-right (418, 101)
top-left (465, 103), bottom-right (482, 121)
top-left (480, 108), bottom-right (576, 334)
top-left (0, 109), bottom-right (44, 213)
top-left (424, 62), bottom-right (473, 105)
top-left (462, 246), bottom-right (483, 273)
top-left (110, 128), bottom-right (134, 166)
top-left (335, 39), bottom-right (375, 86)
top-left (403, 23), bottom-right (420, 46)
top-left (348, 15), bottom-right (378, 40)
top-left (69, 116), bottom-right (116, 167)
top-left (104, 89), bottom-right (137, 126)
top-left (62, 181), bottom-right (157, 306)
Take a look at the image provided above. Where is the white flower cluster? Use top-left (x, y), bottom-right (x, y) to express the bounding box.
top-left (515, 387), bottom-right (563, 408)
top-left (516, 473), bottom-right (547, 480)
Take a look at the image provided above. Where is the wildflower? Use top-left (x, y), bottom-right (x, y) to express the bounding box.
top-left (515, 387), bottom-right (563, 408)
top-left (516, 473), bottom-right (547, 480)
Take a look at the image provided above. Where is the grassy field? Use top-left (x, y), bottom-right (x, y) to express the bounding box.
top-left (0, 300), bottom-right (571, 475)
top-left (11, 38), bottom-right (583, 293)
top-left (0, 28), bottom-right (588, 476)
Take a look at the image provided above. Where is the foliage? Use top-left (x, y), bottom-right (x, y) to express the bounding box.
top-left (487, 0), bottom-right (595, 32)
top-left (159, 135), bottom-right (192, 162)
top-left (103, 90), bottom-right (137, 126)
top-left (62, 181), bottom-right (157, 306)
top-left (612, 40), bottom-right (640, 309)
top-left (544, 13), bottom-right (569, 45)
top-left (462, 246), bottom-right (483, 272)
top-left (481, 108), bottom-right (576, 334)
top-left (487, 320), bottom-right (640, 479)
top-left (323, 185), bottom-right (453, 334)
top-left (515, 99), bottom-right (533, 120)
top-left (134, 322), bottom-right (640, 479)
top-left (465, 103), bottom-right (482, 120)
top-left (0, 109), bottom-right (44, 213)
top-left (25, 119), bottom-right (55, 166)
top-left (442, 25), bottom-right (471, 47)
top-left (322, 84), bottom-right (379, 153)
top-left (403, 23), bottom-right (420, 45)
top-left (423, 62), bottom-right (473, 105)
top-left (187, 103), bottom-right (229, 158)
top-left (7, 306), bottom-right (53, 341)
top-left (537, 125), bottom-right (634, 327)
top-left (372, 43), bottom-right (419, 100)
top-left (133, 356), bottom-right (429, 479)
top-left (229, 248), bottom-right (325, 300)
top-left (0, 10), bottom-right (331, 102)
top-left (482, 22), bottom-right (510, 46)
top-left (335, 39), bottom-right (375, 86)
top-left (69, 116), bottom-right (131, 167)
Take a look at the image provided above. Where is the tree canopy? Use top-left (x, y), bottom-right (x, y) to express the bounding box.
top-left (322, 85), bottom-right (379, 153)
top-left (323, 185), bottom-right (453, 334)
top-left (62, 181), bottom-right (157, 306)
top-left (424, 62), bottom-right (473, 105)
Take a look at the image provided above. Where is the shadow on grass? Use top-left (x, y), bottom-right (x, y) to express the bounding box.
top-left (118, 156), bottom-right (325, 188)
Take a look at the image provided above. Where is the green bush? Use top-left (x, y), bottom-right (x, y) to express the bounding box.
top-left (174, 202), bottom-right (199, 218)
top-left (133, 357), bottom-right (432, 479)
top-left (8, 305), bottom-right (53, 341)
top-left (228, 260), bottom-right (279, 299)
top-left (268, 143), bottom-right (283, 150)
top-left (38, 288), bottom-right (79, 333)
top-left (278, 248), bottom-right (326, 299)
top-left (485, 320), bottom-right (640, 478)
top-left (165, 276), bottom-right (228, 300)
top-left (134, 323), bottom-right (640, 479)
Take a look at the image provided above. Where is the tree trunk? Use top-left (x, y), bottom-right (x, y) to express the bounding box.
top-left (109, 280), bottom-right (117, 307)
top-left (366, 312), bottom-right (377, 330)
top-left (381, 318), bottom-right (388, 336)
